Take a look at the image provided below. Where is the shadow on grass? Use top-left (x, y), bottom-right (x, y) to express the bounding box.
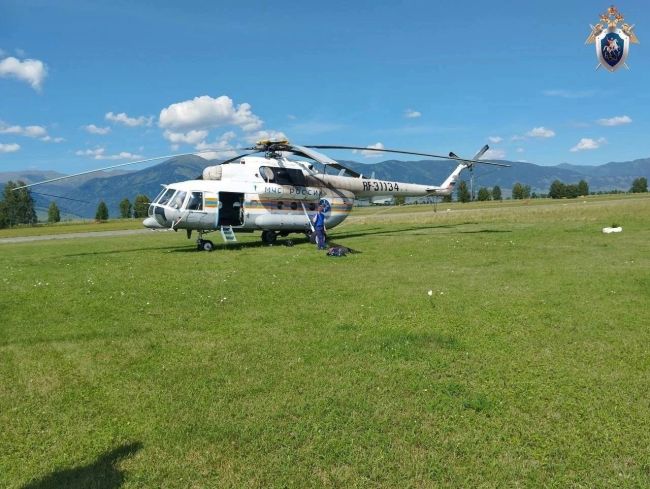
top-left (63, 244), bottom-right (183, 257)
top-left (335, 222), bottom-right (472, 240)
top-left (22, 442), bottom-right (142, 489)
top-left (459, 229), bottom-right (512, 234)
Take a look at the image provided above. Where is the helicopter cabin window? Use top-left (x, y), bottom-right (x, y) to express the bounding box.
top-left (260, 166), bottom-right (274, 182)
top-left (277, 201), bottom-right (284, 210)
top-left (259, 166), bottom-right (307, 186)
top-left (290, 202), bottom-right (298, 210)
top-left (170, 191), bottom-right (187, 209)
top-left (309, 203), bottom-right (316, 211)
top-left (157, 188), bottom-right (175, 206)
top-left (186, 192), bottom-right (203, 210)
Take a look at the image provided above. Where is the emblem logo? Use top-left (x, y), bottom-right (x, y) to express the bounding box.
top-left (319, 198), bottom-right (331, 215)
top-left (585, 6), bottom-right (640, 72)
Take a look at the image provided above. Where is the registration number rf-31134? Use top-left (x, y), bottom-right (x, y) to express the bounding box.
top-left (362, 180), bottom-right (400, 192)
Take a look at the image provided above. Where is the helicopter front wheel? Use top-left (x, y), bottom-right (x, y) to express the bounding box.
top-left (198, 239), bottom-right (214, 251)
top-left (261, 230), bottom-right (277, 245)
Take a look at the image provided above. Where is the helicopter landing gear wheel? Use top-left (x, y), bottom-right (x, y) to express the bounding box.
top-left (198, 239), bottom-right (214, 251)
top-left (261, 230), bottom-right (277, 245)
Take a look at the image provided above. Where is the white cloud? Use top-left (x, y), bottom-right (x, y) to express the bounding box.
top-left (404, 109), bottom-right (422, 119)
top-left (516, 147), bottom-right (524, 153)
top-left (163, 129), bottom-right (208, 145)
top-left (0, 56), bottom-right (47, 91)
top-left (0, 123), bottom-right (47, 138)
top-left (76, 147), bottom-right (143, 160)
top-left (84, 124), bottom-right (111, 135)
top-left (243, 129), bottom-right (287, 144)
top-left (483, 148), bottom-right (506, 160)
top-left (570, 137), bottom-right (606, 152)
top-left (0, 121), bottom-right (63, 143)
top-left (105, 111), bottom-right (153, 127)
top-left (488, 136), bottom-right (503, 143)
top-left (596, 115), bottom-right (632, 126)
top-left (159, 95), bottom-right (263, 132)
top-left (353, 142), bottom-right (385, 158)
top-left (40, 135), bottom-right (64, 143)
top-left (0, 143), bottom-right (20, 153)
top-left (195, 131), bottom-right (239, 159)
top-left (526, 126), bottom-right (555, 138)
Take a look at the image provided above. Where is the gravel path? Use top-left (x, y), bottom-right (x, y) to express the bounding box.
top-left (0, 229), bottom-right (159, 244)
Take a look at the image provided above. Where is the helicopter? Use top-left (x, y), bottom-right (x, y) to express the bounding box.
top-left (19, 140), bottom-right (508, 251)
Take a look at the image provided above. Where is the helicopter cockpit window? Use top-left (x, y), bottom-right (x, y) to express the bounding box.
top-left (186, 192), bottom-right (203, 210)
top-left (170, 191), bottom-right (187, 209)
top-left (156, 188), bottom-right (175, 206)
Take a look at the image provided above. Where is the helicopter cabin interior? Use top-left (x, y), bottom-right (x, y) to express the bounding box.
top-left (218, 192), bottom-right (245, 227)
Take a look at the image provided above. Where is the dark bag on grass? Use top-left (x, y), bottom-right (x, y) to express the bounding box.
top-left (326, 246), bottom-right (349, 257)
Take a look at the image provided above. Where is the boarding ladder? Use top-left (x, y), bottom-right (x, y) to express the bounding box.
top-left (220, 225), bottom-right (237, 244)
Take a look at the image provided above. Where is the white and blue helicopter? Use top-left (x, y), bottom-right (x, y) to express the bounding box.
top-left (20, 140), bottom-right (508, 250)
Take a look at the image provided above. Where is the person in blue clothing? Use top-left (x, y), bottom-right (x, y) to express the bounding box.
top-left (313, 204), bottom-right (327, 250)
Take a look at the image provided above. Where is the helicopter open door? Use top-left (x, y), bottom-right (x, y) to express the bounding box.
top-left (218, 192), bottom-right (245, 227)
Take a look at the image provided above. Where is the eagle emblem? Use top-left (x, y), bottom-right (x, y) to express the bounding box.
top-left (586, 6), bottom-right (640, 72)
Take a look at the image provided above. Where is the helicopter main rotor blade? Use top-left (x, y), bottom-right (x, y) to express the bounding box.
top-left (449, 145), bottom-right (507, 168)
top-left (290, 145), bottom-right (362, 178)
top-left (472, 144), bottom-right (490, 161)
top-left (14, 148), bottom-right (250, 190)
top-left (307, 145), bottom-right (509, 167)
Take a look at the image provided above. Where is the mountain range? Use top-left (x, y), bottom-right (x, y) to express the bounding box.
top-left (1, 155), bottom-right (648, 218)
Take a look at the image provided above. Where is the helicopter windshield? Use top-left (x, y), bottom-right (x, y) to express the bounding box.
top-left (156, 188), bottom-right (175, 206)
top-left (169, 191), bottom-right (187, 209)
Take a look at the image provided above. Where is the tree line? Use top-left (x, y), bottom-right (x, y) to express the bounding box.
top-left (453, 177), bottom-right (647, 202)
top-left (0, 180), bottom-right (152, 228)
top-left (88, 195), bottom-right (152, 221)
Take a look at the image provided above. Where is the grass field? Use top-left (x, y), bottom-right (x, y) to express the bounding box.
top-left (2, 195), bottom-right (649, 488)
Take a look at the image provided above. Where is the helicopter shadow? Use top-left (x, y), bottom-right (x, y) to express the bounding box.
top-left (22, 442), bottom-right (142, 489)
top-left (458, 229), bottom-right (512, 234)
top-left (334, 222), bottom-right (477, 240)
top-left (63, 244), bottom-right (183, 257)
top-left (168, 236), bottom-right (312, 253)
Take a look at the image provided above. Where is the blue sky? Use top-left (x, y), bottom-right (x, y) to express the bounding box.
top-left (1, 0), bottom-right (648, 173)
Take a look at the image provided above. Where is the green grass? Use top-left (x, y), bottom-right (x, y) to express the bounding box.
top-left (2, 195), bottom-right (649, 487)
top-left (0, 218), bottom-right (143, 238)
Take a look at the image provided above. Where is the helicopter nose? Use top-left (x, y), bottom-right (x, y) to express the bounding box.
top-left (143, 216), bottom-right (164, 229)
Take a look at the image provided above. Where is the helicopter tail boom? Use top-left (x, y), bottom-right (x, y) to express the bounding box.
top-left (435, 162), bottom-right (471, 196)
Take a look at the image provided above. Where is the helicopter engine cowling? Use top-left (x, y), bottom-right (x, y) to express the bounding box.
top-left (202, 165), bottom-right (223, 180)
